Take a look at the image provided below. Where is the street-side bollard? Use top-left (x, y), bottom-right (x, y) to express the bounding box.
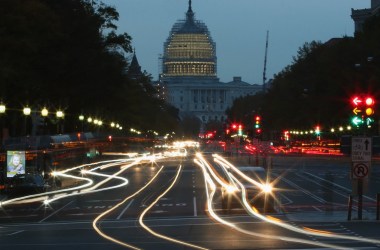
top-left (347, 194), bottom-right (352, 221)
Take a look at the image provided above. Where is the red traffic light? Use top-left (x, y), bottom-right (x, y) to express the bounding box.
top-left (351, 96), bottom-right (362, 106)
top-left (365, 97), bottom-right (374, 106)
top-left (351, 95), bottom-right (375, 106)
top-left (255, 116), bottom-right (261, 121)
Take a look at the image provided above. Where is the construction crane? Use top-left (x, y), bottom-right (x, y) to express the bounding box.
top-left (262, 30), bottom-right (269, 92)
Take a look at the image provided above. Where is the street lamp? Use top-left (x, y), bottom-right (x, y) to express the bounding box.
top-left (56, 110), bottom-right (64, 134)
top-left (41, 107), bottom-right (48, 117)
top-left (23, 107), bottom-right (31, 135)
top-left (79, 115), bottom-right (84, 132)
top-left (0, 104), bottom-right (5, 142)
top-left (23, 107), bottom-right (31, 116)
top-left (41, 107), bottom-right (48, 134)
top-left (0, 104), bottom-right (5, 114)
top-left (56, 110), bottom-right (64, 118)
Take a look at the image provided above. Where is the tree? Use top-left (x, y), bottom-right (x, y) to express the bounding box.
top-left (0, 0), bottom-right (179, 136)
top-left (227, 15), bottom-right (380, 139)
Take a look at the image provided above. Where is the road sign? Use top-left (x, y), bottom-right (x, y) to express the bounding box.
top-left (351, 137), bottom-right (372, 162)
top-left (351, 162), bottom-right (370, 179)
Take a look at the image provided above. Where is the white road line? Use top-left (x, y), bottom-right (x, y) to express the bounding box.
top-left (312, 206), bottom-right (323, 212)
top-left (117, 199), bottom-right (134, 220)
top-left (193, 196), bottom-right (197, 217)
top-left (39, 200), bottom-right (74, 223)
top-left (7, 230), bottom-right (24, 236)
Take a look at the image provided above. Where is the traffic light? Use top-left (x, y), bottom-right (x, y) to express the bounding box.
top-left (364, 96), bottom-right (375, 116)
top-left (238, 124), bottom-right (243, 136)
top-left (254, 116), bottom-right (262, 135)
top-left (350, 95), bottom-right (375, 127)
top-left (254, 116), bottom-right (261, 129)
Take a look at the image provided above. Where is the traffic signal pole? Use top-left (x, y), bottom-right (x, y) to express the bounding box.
top-left (358, 179), bottom-right (363, 220)
top-left (349, 95), bottom-right (375, 221)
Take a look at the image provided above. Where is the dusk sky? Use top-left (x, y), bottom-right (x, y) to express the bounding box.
top-left (101, 0), bottom-right (370, 84)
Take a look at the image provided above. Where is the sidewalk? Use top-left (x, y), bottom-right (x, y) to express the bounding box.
top-left (284, 210), bottom-right (379, 222)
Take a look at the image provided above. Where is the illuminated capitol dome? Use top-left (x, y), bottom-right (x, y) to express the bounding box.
top-left (158, 0), bottom-right (261, 125)
top-left (162, 0), bottom-right (217, 79)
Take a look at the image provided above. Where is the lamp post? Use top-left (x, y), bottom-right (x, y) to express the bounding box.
top-left (56, 110), bottom-right (64, 134)
top-left (41, 107), bottom-right (48, 135)
top-left (0, 104), bottom-right (5, 114)
top-left (79, 115), bottom-right (84, 132)
top-left (0, 104), bottom-right (5, 145)
top-left (23, 107), bottom-right (31, 136)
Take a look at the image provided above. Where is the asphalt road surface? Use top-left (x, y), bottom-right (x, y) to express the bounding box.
top-left (1, 153), bottom-right (380, 250)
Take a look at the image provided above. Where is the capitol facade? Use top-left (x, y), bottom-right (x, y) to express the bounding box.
top-left (157, 0), bottom-right (262, 125)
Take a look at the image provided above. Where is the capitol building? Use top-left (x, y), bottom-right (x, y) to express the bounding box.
top-left (157, 0), bottom-right (262, 125)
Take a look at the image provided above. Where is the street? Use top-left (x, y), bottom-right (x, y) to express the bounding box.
top-left (0, 152), bottom-right (380, 249)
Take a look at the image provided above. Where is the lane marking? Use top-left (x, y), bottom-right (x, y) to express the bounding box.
top-left (7, 230), bottom-right (24, 236)
top-left (117, 199), bottom-right (134, 220)
top-left (193, 197), bottom-right (197, 217)
top-left (39, 200), bottom-right (74, 223)
top-left (312, 206), bottom-right (322, 212)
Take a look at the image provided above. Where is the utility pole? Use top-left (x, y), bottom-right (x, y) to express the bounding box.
top-left (262, 30), bottom-right (269, 92)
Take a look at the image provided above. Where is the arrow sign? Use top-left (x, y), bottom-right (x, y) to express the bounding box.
top-left (366, 117), bottom-right (374, 125)
top-left (353, 107), bottom-right (362, 115)
top-left (353, 97), bottom-right (362, 106)
top-left (352, 116), bottom-right (363, 126)
top-left (365, 139), bottom-right (370, 150)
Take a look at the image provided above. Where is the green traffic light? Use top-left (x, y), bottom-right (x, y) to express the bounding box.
top-left (351, 116), bottom-right (363, 126)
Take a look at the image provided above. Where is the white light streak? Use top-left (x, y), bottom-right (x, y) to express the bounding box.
top-left (92, 165), bottom-right (165, 250)
top-left (138, 165), bottom-right (208, 250)
top-left (204, 154), bottom-right (380, 247)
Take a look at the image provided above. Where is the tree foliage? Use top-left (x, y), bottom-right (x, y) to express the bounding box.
top-left (0, 0), bottom-right (178, 136)
top-left (227, 15), bottom-right (380, 138)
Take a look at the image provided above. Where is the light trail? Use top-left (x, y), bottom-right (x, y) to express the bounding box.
top-left (209, 154), bottom-right (380, 247)
top-left (194, 156), bottom-right (348, 249)
top-left (138, 165), bottom-right (208, 250)
top-left (44, 170), bottom-right (130, 204)
top-left (44, 157), bottom-right (152, 205)
top-left (0, 172), bottom-right (93, 207)
top-left (0, 158), bottom-right (131, 207)
top-left (195, 153), bottom-right (238, 192)
top-left (214, 154), bottom-right (266, 190)
top-left (92, 165), bottom-right (165, 250)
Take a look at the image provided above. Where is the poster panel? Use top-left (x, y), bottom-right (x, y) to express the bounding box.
top-left (7, 151), bottom-right (26, 178)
